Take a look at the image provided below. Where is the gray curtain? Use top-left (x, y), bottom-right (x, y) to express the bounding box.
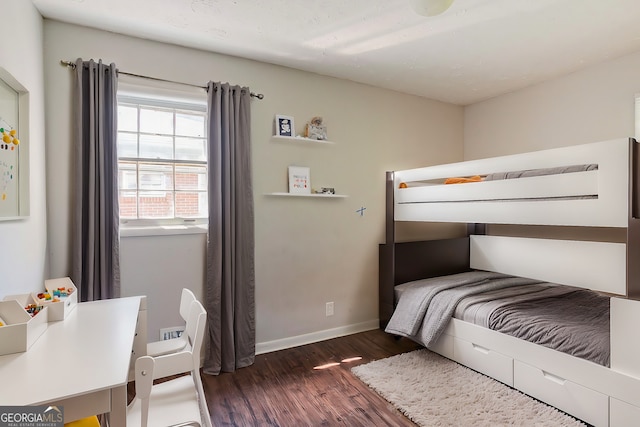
top-left (204, 82), bottom-right (255, 375)
top-left (71, 58), bottom-right (121, 302)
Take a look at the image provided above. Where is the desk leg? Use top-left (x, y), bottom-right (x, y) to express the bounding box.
top-left (109, 385), bottom-right (127, 427)
top-left (128, 296), bottom-right (148, 382)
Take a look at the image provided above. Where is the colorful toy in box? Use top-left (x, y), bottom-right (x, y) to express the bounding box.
top-left (52, 287), bottom-right (72, 298)
top-left (24, 304), bottom-right (43, 317)
top-left (37, 287), bottom-right (74, 302)
top-left (37, 292), bottom-right (52, 301)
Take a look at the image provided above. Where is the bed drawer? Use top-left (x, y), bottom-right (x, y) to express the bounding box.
top-left (453, 338), bottom-right (513, 386)
top-left (429, 332), bottom-right (454, 359)
top-left (610, 398), bottom-right (640, 427)
top-left (514, 360), bottom-right (608, 427)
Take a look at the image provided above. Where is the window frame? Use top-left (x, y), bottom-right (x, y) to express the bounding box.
top-left (116, 92), bottom-right (209, 233)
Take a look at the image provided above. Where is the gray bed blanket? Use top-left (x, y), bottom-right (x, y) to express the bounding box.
top-left (385, 271), bottom-right (541, 348)
top-left (385, 271), bottom-right (506, 338)
top-left (489, 289), bottom-right (610, 366)
top-left (455, 283), bottom-right (580, 328)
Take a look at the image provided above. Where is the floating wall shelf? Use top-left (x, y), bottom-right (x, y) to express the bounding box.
top-left (271, 135), bottom-right (335, 145)
top-left (265, 192), bottom-right (348, 198)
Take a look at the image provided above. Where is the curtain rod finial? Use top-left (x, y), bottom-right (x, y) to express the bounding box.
top-left (60, 60), bottom-right (76, 69)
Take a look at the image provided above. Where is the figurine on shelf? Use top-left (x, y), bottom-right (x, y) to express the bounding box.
top-left (305, 116), bottom-right (327, 140)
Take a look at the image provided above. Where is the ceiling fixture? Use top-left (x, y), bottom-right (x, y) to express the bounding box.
top-left (409, 0), bottom-right (455, 16)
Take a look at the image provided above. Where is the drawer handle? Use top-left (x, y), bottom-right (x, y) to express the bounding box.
top-left (471, 344), bottom-right (490, 354)
top-left (542, 370), bottom-right (566, 385)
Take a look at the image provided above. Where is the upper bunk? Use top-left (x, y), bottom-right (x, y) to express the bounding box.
top-left (392, 138), bottom-right (639, 227)
top-left (382, 137), bottom-right (640, 302)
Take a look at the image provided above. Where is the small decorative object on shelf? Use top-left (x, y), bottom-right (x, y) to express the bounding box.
top-left (314, 187), bottom-right (335, 195)
top-left (304, 116), bottom-right (327, 140)
top-left (275, 114), bottom-right (295, 137)
top-left (288, 166), bottom-right (311, 194)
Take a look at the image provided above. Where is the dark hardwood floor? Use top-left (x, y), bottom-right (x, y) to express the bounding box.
top-left (201, 329), bottom-right (422, 427)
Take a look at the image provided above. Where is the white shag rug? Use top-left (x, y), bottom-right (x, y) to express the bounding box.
top-left (351, 349), bottom-right (586, 427)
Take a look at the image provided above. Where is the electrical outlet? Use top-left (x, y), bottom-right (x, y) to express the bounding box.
top-left (326, 301), bottom-right (334, 316)
top-left (160, 326), bottom-right (185, 340)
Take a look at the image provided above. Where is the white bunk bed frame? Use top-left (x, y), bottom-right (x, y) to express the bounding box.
top-left (379, 137), bottom-right (640, 427)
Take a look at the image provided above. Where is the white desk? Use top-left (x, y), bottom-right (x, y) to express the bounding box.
top-left (0, 296), bottom-right (142, 425)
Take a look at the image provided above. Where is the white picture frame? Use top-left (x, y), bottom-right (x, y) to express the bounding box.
top-left (288, 166), bottom-right (311, 194)
top-left (275, 115), bottom-right (295, 137)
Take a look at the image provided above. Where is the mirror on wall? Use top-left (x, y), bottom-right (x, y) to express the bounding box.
top-left (0, 67), bottom-right (29, 220)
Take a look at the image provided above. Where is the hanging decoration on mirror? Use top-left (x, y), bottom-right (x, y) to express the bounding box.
top-left (0, 117), bottom-right (19, 149)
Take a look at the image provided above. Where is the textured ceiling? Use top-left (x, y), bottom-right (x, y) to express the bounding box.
top-left (32, 0), bottom-right (640, 105)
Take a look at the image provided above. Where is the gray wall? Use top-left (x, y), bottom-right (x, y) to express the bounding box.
top-left (42, 20), bottom-right (464, 348)
top-left (465, 50), bottom-right (640, 158)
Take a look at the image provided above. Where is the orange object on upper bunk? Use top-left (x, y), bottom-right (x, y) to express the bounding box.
top-left (444, 175), bottom-right (483, 184)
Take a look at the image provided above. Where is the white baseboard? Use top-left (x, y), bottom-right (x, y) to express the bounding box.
top-left (255, 319), bottom-right (380, 355)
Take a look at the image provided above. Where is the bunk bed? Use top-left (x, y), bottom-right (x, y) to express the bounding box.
top-left (379, 137), bottom-right (640, 427)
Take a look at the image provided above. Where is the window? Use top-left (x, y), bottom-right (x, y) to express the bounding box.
top-left (117, 95), bottom-right (208, 226)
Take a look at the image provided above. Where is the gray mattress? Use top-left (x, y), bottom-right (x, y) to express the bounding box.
top-left (392, 271), bottom-right (610, 366)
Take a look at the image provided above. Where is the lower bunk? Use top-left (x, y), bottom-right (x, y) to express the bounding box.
top-left (431, 315), bottom-right (640, 427)
top-left (383, 269), bottom-right (640, 427)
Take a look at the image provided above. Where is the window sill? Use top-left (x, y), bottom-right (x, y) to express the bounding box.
top-left (120, 224), bottom-right (208, 237)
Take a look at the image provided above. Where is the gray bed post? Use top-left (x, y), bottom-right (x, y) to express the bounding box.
top-left (467, 223), bottom-right (486, 236)
top-left (627, 137), bottom-right (640, 298)
top-left (385, 171), bottom-right (395, 245)
top-left (379, 171), bottom-right (395, 328)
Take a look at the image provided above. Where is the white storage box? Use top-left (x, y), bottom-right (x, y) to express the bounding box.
top-left (33, 277), bottom-right (78, 321)
top-left (0, 299), bottom-right (48, 355)
top-left (3, 292), bottom-right (40, 311)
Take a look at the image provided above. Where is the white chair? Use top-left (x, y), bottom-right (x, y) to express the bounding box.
top-left (127, 300), bottom-right (212, 427)
top-left (127, 356), bottom-right (205, 427)
top-left (147, 288), bottom-right (197, 357)
top-left (150, 299), bottom-right (206, 379)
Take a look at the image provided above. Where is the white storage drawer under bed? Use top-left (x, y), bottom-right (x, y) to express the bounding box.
top-left (453, 337), bottom-right (513, 387)
top-left (514, 360), bottom-right (608, 427)
top-left (430, 332), bottom-right (454, 360)
top-left (610, 398), bottom-right (640, 427)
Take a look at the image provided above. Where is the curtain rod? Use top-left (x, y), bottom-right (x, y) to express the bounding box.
top-left (60, 60), bottom-right (264, 100)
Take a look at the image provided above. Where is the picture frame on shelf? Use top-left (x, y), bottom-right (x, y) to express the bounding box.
top-left (288, 166), bottom-right (311, 194)
top-left (275, 115), bottom-right (295, 137)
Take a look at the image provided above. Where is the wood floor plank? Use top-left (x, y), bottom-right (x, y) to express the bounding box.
top-left (201, 329), bottom-right (421, 426)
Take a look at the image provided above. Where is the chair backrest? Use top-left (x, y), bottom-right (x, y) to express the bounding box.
top-left (150, 300), bottom-right (207, 380)
top-left (179, 288), bottom-right (197, 322)
top-left (184, 300), bottom-right (207, 369)
top-left (132, 355), bottom-right (204, 427)
top-left (134, 356), bottom-right (155, 427)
